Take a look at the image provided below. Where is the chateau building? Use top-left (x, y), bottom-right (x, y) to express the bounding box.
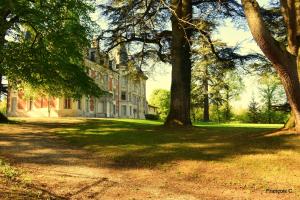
top-left (7, 43), bottom-right (148, 119)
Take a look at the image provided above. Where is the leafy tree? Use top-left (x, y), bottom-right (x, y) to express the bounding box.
top-left (247, 96), bottom-right (261, 123)
top-left (0, 0), bottom-right (103, 99)
top-left (221, 70), bottom-right (244, 121)
top-left (99, 0), bottom-right (251, 127)
top-left (149, 89), bottom-right (170, 120)
top-left (258, 73), bottom-right (286, 124)
top-left (242, 0), bottom-right (300, 131)
top-left (192, 39), bottom-right (244, 122)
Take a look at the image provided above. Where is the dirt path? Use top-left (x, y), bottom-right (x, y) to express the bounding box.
top-left (0, 121), bottom-right (298, 200)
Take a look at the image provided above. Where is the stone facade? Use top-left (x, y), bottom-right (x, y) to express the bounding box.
top-left (7, 44), bottom-right (148, 119)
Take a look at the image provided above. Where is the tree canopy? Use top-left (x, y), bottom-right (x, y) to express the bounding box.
top-left (0, 0), bottom-right (103, 98)
top-left (149, 89), bottom-right (170, 120)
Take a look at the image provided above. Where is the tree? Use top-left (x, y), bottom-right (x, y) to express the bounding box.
top-left (241, 0), bottom-right (300, 131)
top-left (0, 1), bottom-right (103, 99)
top-left (258, 73), bottom-right (286, 124)
top-left (99, 0), bottom-right (247, 127)
top-left (247, 96), bottom-right (260, 123)
top-left (149, 89), bottom-right (170, 119)
top-left (192, 37), bottom-right (244, 122)
top-left (221, 70), bottom-right (244, 121)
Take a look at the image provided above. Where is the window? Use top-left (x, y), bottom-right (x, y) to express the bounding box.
top-left (40, 97), bottom-right (48, 108)
top-left (121, 76), bottom-right (127, 86)
top-left (103, 75), bottom-right (108, 89)
top-left (90, 51), bottom-right (95, 61)
top-left (122, 105), bottom-right (127, 116)
top-left (130, 106), bottom-right (132, 115)
top-left (121, 91), bottom-right (126, 100)
top-left (98, 102), bottom-right (104, 113)
top-left (77, 99), bottom-right (81, 110)
top-left (64, 98), bottom-right (71, 109)
top-left (109, 60), bottom-right (113, 69)
top-left (11, 97), bottom-right (17, 112)
top-left (85, 98), bottom-right (89, 112)
top-left (113, 105), bottom-right (116, 115)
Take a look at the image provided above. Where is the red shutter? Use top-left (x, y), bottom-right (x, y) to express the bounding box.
top-left (90, 97), bottom-right (94, 111)
top-left (34, 97), bottom-right (42, 108)
top-left (49, 98), bottom-right (56, 108)
top-left (17, 91), bottom-right (26, 110)
top-left (41, 97), bottom-right (48, 108)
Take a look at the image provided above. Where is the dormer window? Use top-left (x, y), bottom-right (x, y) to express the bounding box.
top-left (109, 60), bottom-right (113, 69)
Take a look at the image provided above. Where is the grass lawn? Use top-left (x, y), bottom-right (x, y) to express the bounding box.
top-left (0, 118), bottom-right (299, 199)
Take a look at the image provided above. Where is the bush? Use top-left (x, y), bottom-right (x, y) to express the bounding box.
top-left (0, 112), bottom-right (8, 123)
top-left (145, 114), bottom-right (159, 120)
top-left (0, 99), bottom-right (6, 114)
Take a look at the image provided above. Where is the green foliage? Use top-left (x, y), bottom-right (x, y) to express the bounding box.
top-left (0, 159), bottom-right (20, 180)
top-left (149, 89), bottom-right (170, 120)
top-left (247, 97), bottom-right (261, 123)
top-left (0, 98), bottom-right (6, 113)
top-left (191, 107), bottom-right (204, 122)
top-left (259, 110), bottom-right (288, 124)
top-left (0, 0), bottom-right (103, 98)
top-left (145, 114), bottom-right (159, 120)
top-left (191, 39), bottom-right (244, 122)
top-left (258, 73), bottom-right (287, 124)
top-left (0, 99), bottom-right (8, 122)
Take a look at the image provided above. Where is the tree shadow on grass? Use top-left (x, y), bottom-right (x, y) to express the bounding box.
top-left (0, 119), bottom-right (299, 169)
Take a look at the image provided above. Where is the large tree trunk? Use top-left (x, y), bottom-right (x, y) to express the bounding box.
top-left (164, 0), bottom-right (193, 127)
top-left (284, 112), bottom-right (295, 129)
top-left (242, 0), bottom-right (300, 132)
top-left (224, 90), bottom-right (230, 121)
top-left (203, 69), bottom-right (209, 122)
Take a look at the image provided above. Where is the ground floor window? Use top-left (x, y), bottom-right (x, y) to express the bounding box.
top-left (77, 99), bottom-right (81, 110)
top-left (11, 97), bottom-right (17, 112)
top-left (122, 105), bottom-right (127, 116)
top-left (98, 102), bottom-right (104, 113)
top-left (64, 98), bottom-right (71, 109)
top-left (85, 98), bottom-right (89, 112)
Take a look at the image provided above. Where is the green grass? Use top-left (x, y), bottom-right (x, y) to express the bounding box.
top-left (195, 121), bottom-right (283, 128)
top-left (54, 118), bottom-right (289, 168)
top-left (53, 118), bottom-right (300, 197)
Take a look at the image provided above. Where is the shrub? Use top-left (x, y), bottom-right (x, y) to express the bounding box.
top-left (145, 114), bottom-right (159, 120)
top-left (0, 112), bottom-right (8, 123)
